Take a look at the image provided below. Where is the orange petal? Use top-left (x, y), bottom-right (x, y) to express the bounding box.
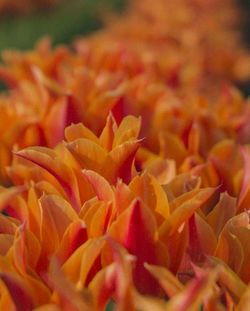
top-left (145, 263), bottom-right (184, 297)
top-left (65, 123), bottom-right (99, 144)
top-left (33, 305), bottom-right (62, 311)
top-left (66, 138), bottom-right (107, 173)
top-left (0, 234), bottom-right (14, 256)
top-left (186, 213), bottom-right (217, 264)
top-left (133, 291), bottom-right (167, 311)
top-left (99, 112), bottom-right (117, 151)
top-left (112, 115), bottom-right (141, 148)
top-left (31, 66), bottom-right (67, 97)
top-left (145, 158), bottom-right (176, 185)
top-left (106, 237), bottom-right (136, 311)
top-left (159, 132), bottom-right (188, 167)
top-left (89, 263), bottom-right (116, 311)
top-left (44, 98), bottom-right (68, 147)
top-left (86, 90), bottom-right (122, 134)
top-left (129, 173), bottom-right (169, 222)
top-left (215, 213), bottom-right (249, 275)
top-left (89, 202), bottom-right (114, 238)
top-left (236, 284), bottom-right (250, 311)
top-left (0, 213), bottom-right (18, 235)
top-left (48, 258), bottom-right (95, 311)
top-left (0, 271), bottom-right (34, 311)
top-left (159, 187), bottom-right (216, 240)
top-left (81, 169), bottom-right (115, 203)
top-left (62, 238), bottom-right (106, 289)
top-left (206, 192), bottom-right (236, 238)
top-left (102, 139), bottom-right (143, 184)
top-left (109, 198), bottom-right (167, 295)
top-left (187, 121), bottom-right (200, 155)
top-left (39, 194), bottom-right (78, 240)
top-left (114, 179), bottom-right (135, 215)
top-left (208, 256), bottom-right (247, 305)
top-left (164, 267), bottom-right (219, 311)
top-left (237, 145), bottom-right (250, 213)
top-left (209, 140), bottom-right (243, 196)
top-left (0, 185), bottom-right (27, 213)
top-left (15, 147), bottom-right (81, 211)
top-left (56, 220), bottom-right (88, 265)
top-left (164, 173), bottom-right (201, 203)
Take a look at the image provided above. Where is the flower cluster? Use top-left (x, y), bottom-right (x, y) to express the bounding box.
top-left (0, 0), bottom-right (249, 310)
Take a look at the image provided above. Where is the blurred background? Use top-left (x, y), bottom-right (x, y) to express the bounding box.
top-left (0, 0), bottom-right (249, 93)
top-left (240, 0), bottom-right (250, 45)
top-left (0, 0), bottom-right (126, 51)
top-left (0, 0), bottom-right (249, 52)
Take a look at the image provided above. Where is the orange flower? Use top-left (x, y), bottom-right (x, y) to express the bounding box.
top-left (0, 0), bottom-right (250, 310)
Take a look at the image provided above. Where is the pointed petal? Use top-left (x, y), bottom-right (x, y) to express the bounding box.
top-left (106, 237), bottom-right (136, 311)
top-left (209, 140), bottom-right (243, 196)
top-left (145, 263), bottom-right (184, 297)
top-left (109, 199), bottom-right (167, 294)
top-left (164, 174), bottom-right (201, 202)
top-left (159, 187), bottom-right (216, 240)
top-left (89, 202), bottom-right (114, 238)
top-left (129, 173), bottom-right (169, 222)
top-left (188, 121), bottom-right (200, 154)
top-left (215, 213), bottom-right (249, 274)
top-left (8, 223), bottom-right (26, 275)
top-left (56, 220), bottom-right (87, 265)
top-left (89, 264), bottom-right (116, 311)
top-left (145, 158), bottom-right (176, 185)
top-left (65, 123), bottom-right (99, 144)
top-left (26, 186), bottom-right (43, 239)
top-left (164, 267), bottom-right (219, 311)
top-left (66, 138), bottom-right (107, 173)
top-left (159, 187), bottom-right (216, 273)
top-left (14, 147), bottom-right (81, 211)
top-left (208, 257), bottom-right (247, 305)
top-left (206, 192), bottom-right (236, 238)
top-left (230, 226), bottom-right (250, 283)
top-left (31, 66), bottom-right (67, 96)
top-left (186, 213), bottom-right (217, 264)
top-left (44, 98), bottom-right (68, 147)
top-left (112, 115), bottom-right (141, 147)
top-left (62, 238), bottom-right (106, 289)
top-left (86, 90), bottom-right (122, 134)
top-left (48, 258), bottom-right (95, 311)
top-left (162, 223), bottom-right (188, 274)
top-left (39, 194), bottom-right (78, 240)
top-left (82, 169), bottom-right (115, 202)
top-left (102, 139), bottom-right (143, 184)
top-left (114, 179), bottom-right (135, 215)
top-left (0, 272), bottom-right (34, 311)
top-left (99, 113), bottom-right (117, 151)
top-left (159, 132), bottom-right (188, 167)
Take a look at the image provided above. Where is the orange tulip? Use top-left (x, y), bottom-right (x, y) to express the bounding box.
top-left (0, 0), bottom-right (250, 310)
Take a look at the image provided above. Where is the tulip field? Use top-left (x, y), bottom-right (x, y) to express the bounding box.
top-left (0, 0), bottom-right (249, 310)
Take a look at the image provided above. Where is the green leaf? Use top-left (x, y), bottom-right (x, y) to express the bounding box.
top-left (105, 299), bottom-right (115, 311)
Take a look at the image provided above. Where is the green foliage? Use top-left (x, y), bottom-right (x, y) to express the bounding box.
top-left (105, 300), bottom-right (115, 311)
top-left (0, 0), bottom-right (125, 51)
